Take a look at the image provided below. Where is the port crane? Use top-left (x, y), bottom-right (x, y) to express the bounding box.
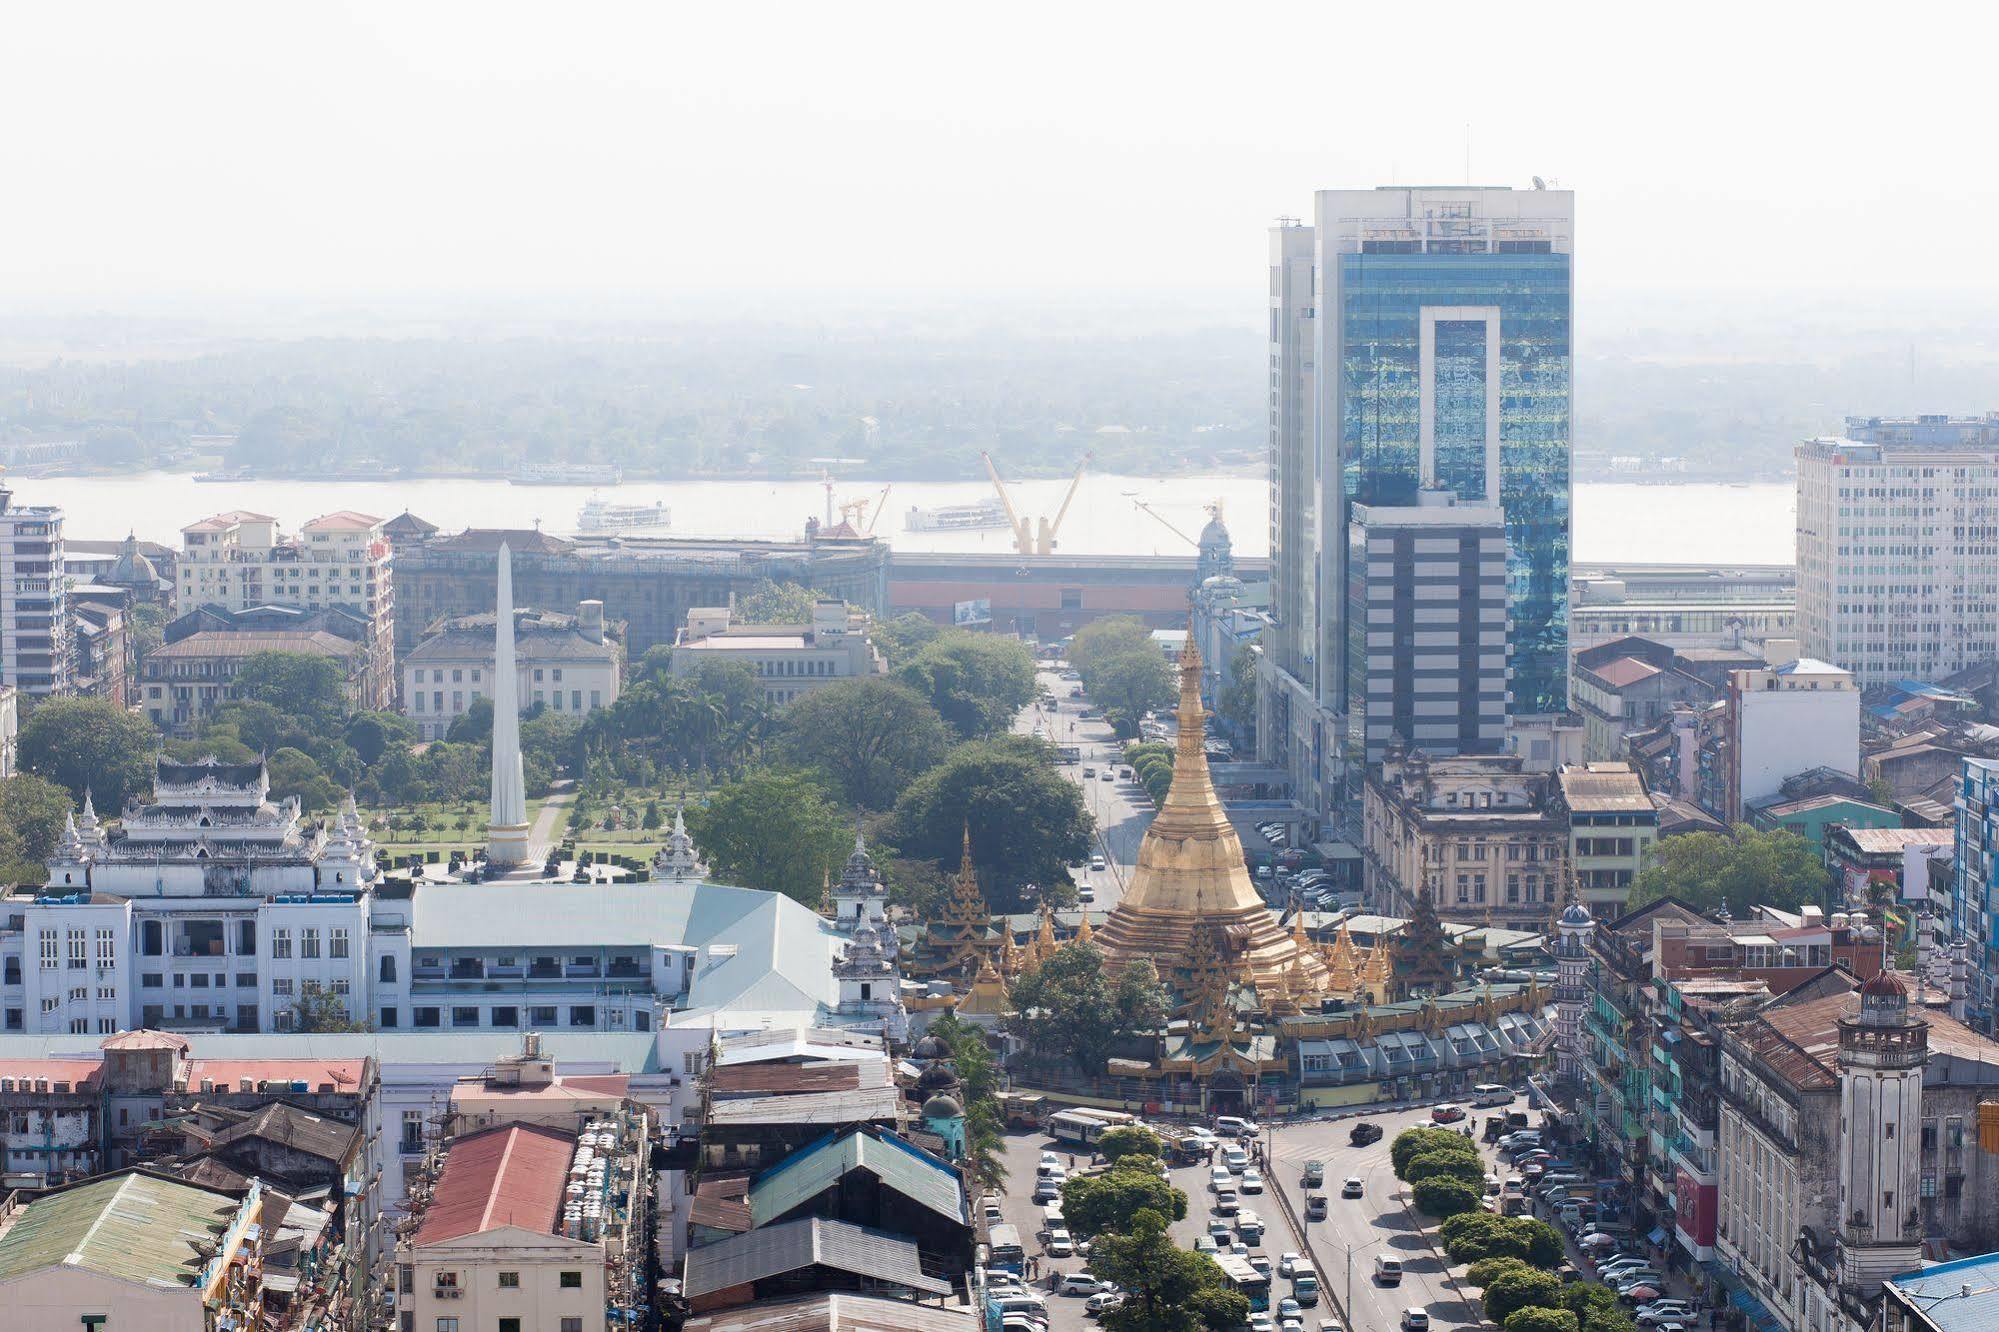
top-left (981, 451), bottom-right (1092, 555)
top-left (1132, 496), bottom-right (1224, 550)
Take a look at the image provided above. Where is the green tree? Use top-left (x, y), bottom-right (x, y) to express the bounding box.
top-left (447, 696), bottom-right (496, 745)
top-left (19, 697), bottom-right (158, 809)
top-left (1483, 1266), bottom-right (1563, 1324)
top-left (287, 984), bottom-right (370, 1032)
top-left (267, 747), bottom-right (342, 814)
top-left (1439, 1211), bottom-right (1511, 1259)
top-left (687, 767), bottom-right (850, 905)
top-left (1005, 945), bottom-right (1168, 1072)
top-left (1405, 1149), bottom-right (1487, 1187)
top-left (520, 709), bottom-right (585, 775)
top-left (1091, 1209), bottom-right (1248, 1332)
top-left (1629, 822), bottom-right (1831, 918)
top-left (1467, 1257), bottom-right (1537, 1289)
top-left (1070, 615), bottom-right (1156, 677)
top-left (1412, 1175), bottom-right (1483, 1218)
top-left (1096, 1125), bottom-right (1166, 1164)
top-left (1505, 1310), bottom-right (1580, 1332)
top-left (343, 710), bottom-right (418, 766)
top-left (1391, 1127), bottom-right (1480, 1180)
top-left (924, 1013), bottom-right (1007, 1189)
top-left (230, 651), bottom-right (351, 728)
top-left (736, 579), bottom-right (822, 623)
top-left (0, 775), bottom-right (75, 863)
top-left (778, 678), bottom-right (950, 809)
top-left (892, 736), bottom-right (1092, 911)
top-left (129, 602), bottom-right (167, 670)
top-left (895, 631), bottom-right (1036, 739)
top-left (1087, 649), bottom-right (1175, 738)
top-left (1060, 1158), bottom-right (1187, 1237)
top-left (874, 612), bottom-right (942, 668)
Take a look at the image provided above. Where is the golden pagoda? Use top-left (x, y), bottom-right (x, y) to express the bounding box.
top-left (907, 823), bottom-right (1002, 979)
top-left (954, 954), bottom-right (1012, 1024)
top-left (1321, 922), bottom-right (1360, 994)
top-left (1095, 632), bottom-right (1329, 1002)
top-left (1074, 911), bottom-right (1095, 947)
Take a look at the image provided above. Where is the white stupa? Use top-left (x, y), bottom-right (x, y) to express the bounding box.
top-left (485, 542), bottom-right (532, 867)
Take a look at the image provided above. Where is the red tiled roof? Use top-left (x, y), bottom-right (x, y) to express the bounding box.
top-left (184, 510), bottom-right (276, 532)
top-left (0, 1058), bottom-right (104, 1090)
top-left (414, 1123), bottom-right (576, 1245)
top-left (184, 1059), bottom-right (368, 1094)
top-left (1587, 656), bottom-right (1662, 689)
top-left (303, 510), bottom-right (384, 531)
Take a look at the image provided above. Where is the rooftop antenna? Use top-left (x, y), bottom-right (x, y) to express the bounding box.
top-left (1532, 176), bottom-right (1547, 191)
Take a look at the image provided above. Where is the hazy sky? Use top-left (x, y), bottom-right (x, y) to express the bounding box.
top-left (7, 3), bottom-right (1995, 309)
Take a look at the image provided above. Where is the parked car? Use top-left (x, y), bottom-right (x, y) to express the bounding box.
top-left (1240, 1169), bottom-right (1265, 1194)
top-left (1278, 1253), bottom-right (1304, 1278)
top-left (1086, 1292), bottom-right (1125, 1316)
top-left (1059, 1274), bottom-right (1103, 1297)
top-left (1195, 1236), bottom-right (1219, 1253)
top-left (1047, 1229), bottom-right (1074, 1257)
top-left (1208, 1218), bottom-right (1234, 1240)
top-left (1430, 1103), bottom-right (1467, 1124)
top-left (1637, 1302), bottom-right (1700, 1326)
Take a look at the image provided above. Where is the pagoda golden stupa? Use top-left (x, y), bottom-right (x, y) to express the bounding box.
top-left (1095, 632), bottom-right (1330, 1005)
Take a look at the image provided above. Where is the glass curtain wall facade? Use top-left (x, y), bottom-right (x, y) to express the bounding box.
top-left (1337, 250), bottom-right (1572, 714)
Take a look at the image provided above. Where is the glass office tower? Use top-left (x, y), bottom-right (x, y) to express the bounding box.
top-left (1320, 188), bottom-right (1573, 718)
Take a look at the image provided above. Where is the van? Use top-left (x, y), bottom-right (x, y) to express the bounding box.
top-left (1293, 1275), bottom-right (1320, 1306)
top-left (1374, 1256), bottom-right (1403, 1285)
top-left (995, 1296), bottom-right (1049, 1319)
top-left (1042, 1202), bottom-right (1065, 1228)
top-left (1472, 1083), bottom-right (1513, 1107)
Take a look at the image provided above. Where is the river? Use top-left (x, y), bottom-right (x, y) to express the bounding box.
top-left (22, 472), bottom-right (1797, 566)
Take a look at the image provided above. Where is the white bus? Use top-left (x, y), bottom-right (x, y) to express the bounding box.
top-left (1047, 1108), bottom-right (1138, 1148)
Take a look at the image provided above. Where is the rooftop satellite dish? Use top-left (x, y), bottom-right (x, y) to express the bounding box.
top-left (1531, 176), bottom-right (1547, 190)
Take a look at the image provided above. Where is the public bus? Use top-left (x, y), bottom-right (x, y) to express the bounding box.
top-left (1212, 1253), bottom-right (1272, 1312)
top-left (987, 1223), bottom-right (1026, 1274)
top-left (1047, 1108), bottom-right (1138, 1148)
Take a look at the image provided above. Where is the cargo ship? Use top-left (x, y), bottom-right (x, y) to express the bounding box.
top-left (903, 498), bottom-right (1010, 532)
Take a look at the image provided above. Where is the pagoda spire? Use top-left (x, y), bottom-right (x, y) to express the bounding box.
top-left (1075, 910), bottom-right (1095, 948)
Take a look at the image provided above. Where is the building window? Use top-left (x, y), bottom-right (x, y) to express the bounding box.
top-left (498, 1272), bottom-right (519, 1289)
top-left (380, 1006), bottom-right (398, 1027)
top-left (38, 932), bottom-right (57, 969)
top-left (272, 929), bottom-right (291, 959)
top-left (331, 928), bottom-right (349, 959)
top-left (570, 1005), bottom-right (595, 1027)
top-left (95, 929), bottom-right (115, 966)
top-left (500, 1322), bottom-right (520, 1332)
top-left (561, 1321), bottom-right (582, 1332)
top-left (560, 1271), bottom-right (583, 1289)
top-left (435, 1321), bottom-right (458, 1332)
top-left (452, 1007), bottom-right (479, 1027)
top-left (273, 979), bottom-right (294, 996)
top-left (301, 929), bottom-right (321, 959)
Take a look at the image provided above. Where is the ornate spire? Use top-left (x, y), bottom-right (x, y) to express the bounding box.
top-left (1075, 911), bottom-right (1095, 947)
top-left (656, 806), bottom-right (703, 880)
top-left (938, 822), bottom-right (991, 940)
top-left (819, 869), bottom-right (833, 916)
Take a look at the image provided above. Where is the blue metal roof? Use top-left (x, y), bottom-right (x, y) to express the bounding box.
top-left (1889, 1252), bottom-right (1999, 1332)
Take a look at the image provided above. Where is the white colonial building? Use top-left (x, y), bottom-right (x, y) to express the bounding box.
top-left (402, 598), bottom-right (621, 741)
top-left (670, 598), bottom-right (886, 705)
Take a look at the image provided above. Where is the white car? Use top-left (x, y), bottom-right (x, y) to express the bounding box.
top-left (1223, 1148), bottom-right (1251, 1174)
top-left (1278, 1253), bottom-right (1303, 1278)
top-left (1059, 1273), bottom-right (1102, 1297)
top-left (1047, 1228), bottom-right (1075, 1257)
top-left (1089, 855), bottom-right (1107, 871)
top-left (1248, 1317), bottom-right (1276, 1332)
top-left (1637, 1304), bottom-right (1700, 1326)
top-left (1086, 1292), bottom-right (1125, 1316)
top-left (1240, 1169), bottom-right (1265, 1194)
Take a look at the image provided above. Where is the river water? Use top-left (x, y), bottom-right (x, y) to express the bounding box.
top-left (25, 472), bottom-right (1797, 566)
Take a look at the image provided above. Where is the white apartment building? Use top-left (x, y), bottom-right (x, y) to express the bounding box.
top-left (177, 510), bottom-right (395, 707)
top-left (404, 600), bottom-right (621, 741)
top-left (1797, 431), bottom-right (1999, 686)
top-left (0, 482), bottom-right (68, 696)
top-left (670, 598), bottom-right (886, 705)
top-left (1723, 654), bottom-right (1860, 821)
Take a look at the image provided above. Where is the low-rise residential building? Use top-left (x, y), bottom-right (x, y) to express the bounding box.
top-left (69, 587), bottom-right (133, 706)
top-left (1749, 792), bottom-right (1903, 855)
top-left (1553, 761), bottom-right (1658, 912)
top-left (671, 599), bottom-right (886, 706)
top-left (1361, 752), bottom-right (1567, 928)
top-left (1824, 825), bottom-right (1953, 912)
top-left (403, 599), bottom-right (621, 741)
top-left (1572, 637), bottom-right (1724, 762)
top-left (395, 1118), bottom-right (642, 1332)
top-left (141, 629), bottom-right (368, 735)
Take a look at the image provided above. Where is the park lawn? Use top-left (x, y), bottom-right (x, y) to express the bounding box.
top-left (369, 797), bottom-right (555, 845)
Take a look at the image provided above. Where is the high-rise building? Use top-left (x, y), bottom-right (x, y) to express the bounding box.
top-left (1797, 426), bottom-right (1999, 685)
top-left (0, 482), bottom-right (68, 697)
top-left (176, 510), bottom-right (395, 708)
top-left (1345, 492), bottom-right (1508, 763)
top-left (1259, 185), bottom-right (1574, 828)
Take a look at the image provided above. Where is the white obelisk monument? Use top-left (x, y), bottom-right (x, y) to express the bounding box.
top-left (485, 542), bottom-right (531, 867)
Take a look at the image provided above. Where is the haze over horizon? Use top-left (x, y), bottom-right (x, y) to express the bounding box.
top-left (8, 2), bottom-right (1999, 316)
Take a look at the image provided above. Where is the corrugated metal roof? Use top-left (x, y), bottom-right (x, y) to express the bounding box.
top-left (685, 1292), bottom-right (977, 1332)
top-left (708, 1062), bottom-right (880, 1096)
top-left (1587, 657), bottom-right (1662, 689)
top-left (0, 1031), bottom-right (663, 1074)
top-left (682, 1216), bottom-right (948, 1298)
top-left (707, 1087), bottom-right (904, 1127)
top-left (1557, 763), bottom-right (1653, 812)
top-left (0, 1171), bottom-right (237, 1287)
top-left (210, 1102), bottom-right (360, 1164)
top-left (748, 1129), bottom-right (965, 1228)
top-left (413, 1122), bottom-right (576, 1244)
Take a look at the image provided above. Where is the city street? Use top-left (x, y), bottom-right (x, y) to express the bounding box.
top-left (1017, 666), bottom-right (1154, 911)
top-left (1264, 1103), bottom-right (1504, 1332)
